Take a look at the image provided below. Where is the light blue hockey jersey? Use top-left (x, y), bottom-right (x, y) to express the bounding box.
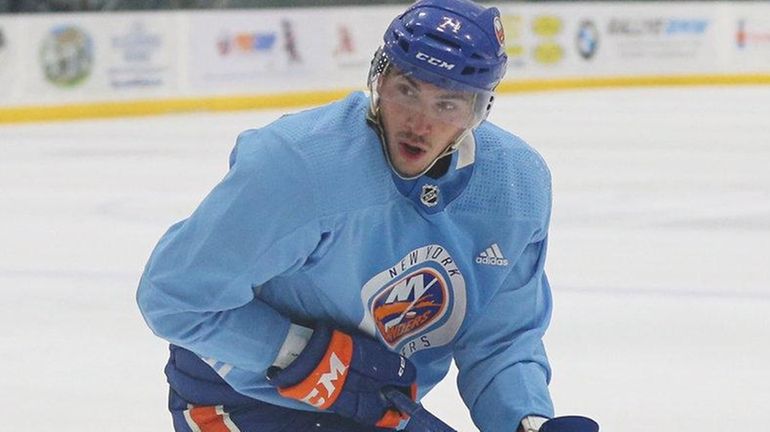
top-left (137, 92), bottom-right (555, 431)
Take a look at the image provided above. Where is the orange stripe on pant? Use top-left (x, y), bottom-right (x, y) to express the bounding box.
top-left (186, 405), bottom-right (240, 432)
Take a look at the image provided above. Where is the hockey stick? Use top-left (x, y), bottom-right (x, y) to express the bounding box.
top-left (383, 387), bottom-right (457, 432)
top-left (383, 387), bottom-right (600, 432)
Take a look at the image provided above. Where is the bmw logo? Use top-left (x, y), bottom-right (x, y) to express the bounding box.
top-left (576, 20), bottom-right (599, 60)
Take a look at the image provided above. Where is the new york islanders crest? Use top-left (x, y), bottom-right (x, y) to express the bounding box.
top-left (359, 245), bottom-right (467, 357)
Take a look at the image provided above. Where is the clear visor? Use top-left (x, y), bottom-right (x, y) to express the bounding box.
top-left (368, 48), bottom-right (494, 130)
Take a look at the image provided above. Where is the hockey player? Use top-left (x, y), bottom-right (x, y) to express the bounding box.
top-left (137, 1), bottom-right (558, 431)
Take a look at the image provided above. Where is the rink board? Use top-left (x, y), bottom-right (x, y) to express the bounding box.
top-left (1, 2), bottom-right (769, 122)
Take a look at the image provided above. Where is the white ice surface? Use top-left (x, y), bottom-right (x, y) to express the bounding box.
top-left (1, 86), bottom-right (769, 431)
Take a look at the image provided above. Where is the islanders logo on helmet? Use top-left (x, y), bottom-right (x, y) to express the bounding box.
top-left (371, 267), bottom-right (448, 347)
top-left (494, 15), bottom-right (505, 47)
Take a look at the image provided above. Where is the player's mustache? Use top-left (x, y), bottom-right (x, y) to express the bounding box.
top-left (396, 132), bottom-right (426, 146)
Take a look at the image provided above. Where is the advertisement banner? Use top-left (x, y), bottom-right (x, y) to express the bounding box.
top-left (103, 16), bottom-right (178, 94)
top-left (731, 4), bottom-right (770, 71)
top-left (186, 7), bottom-right (402, 95)
top-left (20, 12), bottom-right (177, 104)
top-left (597, 14), bottom-right (717, 72)
top-left (20, 16), bottom-right (102, 102)
top-left (497, 10), bottom-right (572, 77)
top-left (501, 12), bottom-right (570, 75)
top-left (2, 3), bottom-right (769, 117)
top-left (497, 2), bottom-right (722, 79)
top-left (187, 10), bottom-right (309, 93)
top-left (0, 18), bottom-right (19, 106)
top-left (326, 7), bottom-right (395, 87)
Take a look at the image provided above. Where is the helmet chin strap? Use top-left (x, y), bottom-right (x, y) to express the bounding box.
top-left (366, 93), bottom-right (474, 181)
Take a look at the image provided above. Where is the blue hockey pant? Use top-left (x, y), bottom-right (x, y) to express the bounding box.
top-left (165, 344), bottom-right (393, 432)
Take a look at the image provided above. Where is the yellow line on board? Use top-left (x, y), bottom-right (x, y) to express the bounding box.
top-left (0, 89), bottom-right (354, 125)
top-left (496, 73), bottom-right (770, 93)
top-left (2, 74), bottom-right (770, 124)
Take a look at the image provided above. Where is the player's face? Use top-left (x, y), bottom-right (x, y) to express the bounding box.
top-left (378, 72), bottom-right (474, 177)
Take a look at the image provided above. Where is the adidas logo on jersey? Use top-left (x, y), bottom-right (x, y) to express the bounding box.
top-left (475, 243), bottom-right (509, 266)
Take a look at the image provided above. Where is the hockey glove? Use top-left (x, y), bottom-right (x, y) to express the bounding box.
top-left (267, 324), bottom-right (417, 429)
top-left (537, 416), bottom-right (599, 432)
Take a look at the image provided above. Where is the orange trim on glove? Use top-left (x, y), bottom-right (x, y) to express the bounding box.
top-left (186, 405), bottom-right (237, 432)
top-left (376, 409), bottom-right (406, 429)
top-left (376, 382), bottom-right (418, 428)
top-left (277, 330), bottom-right (354, 410)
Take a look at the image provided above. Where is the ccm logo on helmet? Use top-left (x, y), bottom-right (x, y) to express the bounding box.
top-left (415, 52), bottom-right (455, 70)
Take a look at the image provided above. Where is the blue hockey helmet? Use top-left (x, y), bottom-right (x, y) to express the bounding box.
top-left (368, 0), bottom-right (508, 131)
top-left (381, 0), bottom-right (507, 93)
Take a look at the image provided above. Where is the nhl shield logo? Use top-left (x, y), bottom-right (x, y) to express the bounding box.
top-left (420, 184), bottom-right (439, 207)
top-left (371, 268), bottom-right (448, 348)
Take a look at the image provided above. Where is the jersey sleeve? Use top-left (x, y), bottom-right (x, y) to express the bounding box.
top-left (136, 128), bottom-right (322, 375)
top-left (453, 235), bottom-right (555, 432)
